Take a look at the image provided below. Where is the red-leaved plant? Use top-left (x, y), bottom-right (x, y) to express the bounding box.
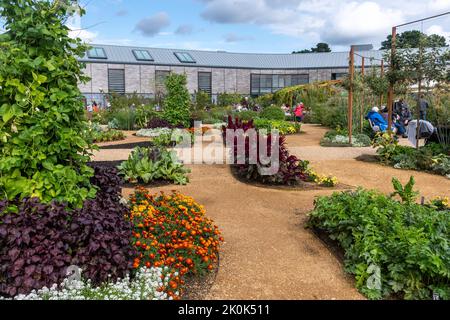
top-left (222, 115), bottom-right (310, 185)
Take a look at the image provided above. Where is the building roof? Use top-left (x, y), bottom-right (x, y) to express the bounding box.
top-left (79, 44), bottom-right (385, 70)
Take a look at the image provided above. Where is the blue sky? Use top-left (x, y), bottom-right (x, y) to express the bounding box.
top-left (70, 0), bottom-right (450, 53)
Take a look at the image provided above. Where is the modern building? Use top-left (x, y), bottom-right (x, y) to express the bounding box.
top-left (78, 44), bottom-right (383, 106)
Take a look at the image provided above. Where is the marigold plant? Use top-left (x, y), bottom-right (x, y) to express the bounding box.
top-left (127, 188), bottom-right (224, 298)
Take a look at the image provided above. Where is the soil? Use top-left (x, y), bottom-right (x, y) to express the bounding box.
top-left (93, 124), bottom-right (449, 300)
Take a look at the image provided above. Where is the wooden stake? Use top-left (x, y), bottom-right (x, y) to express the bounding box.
top-left (348, 46), bottom-right (355, 145)
top-left (388, 27), bottom-right (397, 133)
top-left (380, 60), bottom-right (385, 107)
top-left (361, 57), bottom-right (365, 133)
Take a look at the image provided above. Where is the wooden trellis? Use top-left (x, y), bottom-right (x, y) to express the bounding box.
top-left (347, 48), bottom-right (386, 143)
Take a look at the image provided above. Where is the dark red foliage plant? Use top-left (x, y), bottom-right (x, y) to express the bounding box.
top-left (147, 117), bottom-right (184, 129)
top-left (0, 166), bottom-right (137, 297)
top-left (222, 115), bottom-right (310, 185)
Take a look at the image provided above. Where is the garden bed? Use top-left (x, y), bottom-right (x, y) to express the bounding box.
top-left (181, 254), bottom-right (220, 300)
top-left (229, 166), bottom-right (351, 191)
top-left (98, 141), bottom-right (154, 150)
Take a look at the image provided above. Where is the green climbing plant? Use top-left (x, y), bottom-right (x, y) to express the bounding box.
top-left (0, 0), bottom-right (96, 207)
top-left (163, 73), bottom-right (191, 127)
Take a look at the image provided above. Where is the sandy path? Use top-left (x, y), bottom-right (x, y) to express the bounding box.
top-left (96, 124), bottom-right (448, 300)
top-left (287, 125), bottom-right (449, 200)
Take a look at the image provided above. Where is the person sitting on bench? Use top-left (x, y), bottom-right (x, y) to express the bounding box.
top-left (366, 107), bottom-right (391, 132)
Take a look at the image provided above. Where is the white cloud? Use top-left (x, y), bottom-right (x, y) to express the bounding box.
top-left (323, 2), bottom-right (404, 45)
top-left (67, 15), bottom-right (98, 43)
top-left (135, 12), bottom-right (171, 37)
top-left (426, 24), bottom-right (450, 42)
top-left (198, 0), bottom-right (450, 49)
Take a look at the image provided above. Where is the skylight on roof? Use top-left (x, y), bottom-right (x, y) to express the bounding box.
top-left (133, 49), bottom-right (154, 61)
top-left (174, 52), bottom-right (196, 63)
top-left (87, 47), bottom-right (107, 59)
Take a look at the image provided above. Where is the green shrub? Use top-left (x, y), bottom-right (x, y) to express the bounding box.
top-left (135, 105), bottom-right (157, 129)
top-left (374, 134), bottom-right (450, 176)
top-left (321, 129), bottom-right (371, 147)
top-left (0, 0), bottom-right (96, 207)
top-left (111, 109), bottom-right (136, 130)
top-left (260, 106), bottom-right (285, 121)
top-left (152, 129), bottom-right (191, 148)
top-left (217, 93), bottom-right (242, 107)
top-left (233, 110), bottom-right (258, 121)
top-left (91, 130), bottom-right (125, 143)
top-left (194, 90), bottom-right (211, 111)
top-left (109, 92), bottom-right (154, 113)
top-left (163, 74), bottom-right (191, 128)
top-left (118, 147), bottom-right (190, 185)
top-left (308, 178), bottom-right (450, 300)
top-left (253, 119), bottom-right (301, 135)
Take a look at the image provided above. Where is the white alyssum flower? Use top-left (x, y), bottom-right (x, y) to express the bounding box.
top-left (1, 267), bottom-right (170, 301)
top-left (136, 128), bottom-right (172, 138)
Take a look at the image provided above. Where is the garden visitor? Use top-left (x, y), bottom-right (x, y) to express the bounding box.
top-left (398, 104), bottom-right (412, 125)
top-left (366, 107), bottom-right (396, 133)
top-left (393, 98), bottom-right (408, 115)
top-left (242, 96), bottom-right (249, 109)
top-left (381, 106), bottom-right (389, 122)
top-left (294, 103), bottom-right (304, 122)
top-left (92, 101), bottom-right (99, 113)
top-left (406, 120), bottom-right (436, 145)
top-left (419, 95), bottom-right (429, 120)
top-left (282, 104), bottom-right (291, 117)
top-left (86, 102), bottom-right (93, 120)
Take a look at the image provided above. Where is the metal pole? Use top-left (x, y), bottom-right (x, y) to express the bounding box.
top-left (388, 27), bottom-right (397, 133)
top-left (348, 46), bottom-right (354, 145)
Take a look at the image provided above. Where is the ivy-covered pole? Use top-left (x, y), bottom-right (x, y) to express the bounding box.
top-left (0, 0), bottom-right (96, 207)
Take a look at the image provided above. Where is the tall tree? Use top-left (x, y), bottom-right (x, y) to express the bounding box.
top-left (293, 42), bottom-right (332, 54)
top-left (381, 30), bottom-right (448, 49)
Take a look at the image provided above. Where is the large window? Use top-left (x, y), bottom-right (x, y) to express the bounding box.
top-left (174, 52), bottom-right (196, 63)
top-left (87, 47), bottom-right (107, 59)
top-left (332, 73), bottom-right (348, 80)
top-left (198, 72), bottom-right (212, 95)
top-left (155, 70), bottom-right (170, 94)
top-left (251, 74), bottom-right (309, 96)
top-left (108, 69), bottom-right (125, 94)
top-left (132, 49), bottom-right (154, 61)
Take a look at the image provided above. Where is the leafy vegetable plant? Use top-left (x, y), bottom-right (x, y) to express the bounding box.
top-left (308, 178), bottom-right (450, 300)
top-left (118, 147), bottom-right (190, 185)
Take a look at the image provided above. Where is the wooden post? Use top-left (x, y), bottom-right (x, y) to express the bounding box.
top-left (417, 42), bottom-right (424, 149)
top-left (380, 60), bottom-right (385, 107)
top-left (387, 27), bottom-right (397, 133)
top-left (361, 57), bottom-right (365, 133)
top-left (348, 46), bottom-right (355, 145)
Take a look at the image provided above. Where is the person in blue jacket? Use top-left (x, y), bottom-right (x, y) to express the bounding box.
top-left (366, 107), bottom-right (389, 132)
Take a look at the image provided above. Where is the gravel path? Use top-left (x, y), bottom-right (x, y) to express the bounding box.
top-left (99, 124), bottom-right (448, 300)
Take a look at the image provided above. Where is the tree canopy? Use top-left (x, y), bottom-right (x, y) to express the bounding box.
top-left (380, 30), bottom-right (448, 50)
top-left (293, 42), bottom-right (332, 54)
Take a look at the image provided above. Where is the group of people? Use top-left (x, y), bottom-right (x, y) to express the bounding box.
top-left (282, 103), bottom-right (305, 122)
top-left (233, 97), bottom-right (261, 112)
top-left (366, 95), bottom-right (434, 139)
